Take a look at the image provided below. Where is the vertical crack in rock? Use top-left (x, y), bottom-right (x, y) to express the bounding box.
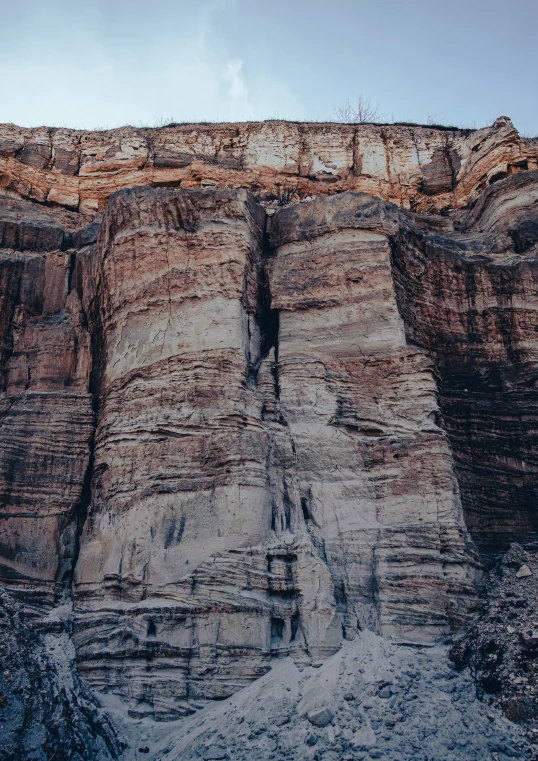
top-left (55, 243), bottom-right (101, 597)
top-left (245, 211), bottom-right (279, 388)
top-left (54, 219), bottom-right (106, 599)
top-left (0, 257), bottom-right (24, 392)
top-left (54, 435), bottom-right (96, 596)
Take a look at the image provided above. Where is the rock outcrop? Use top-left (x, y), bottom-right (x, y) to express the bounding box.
top-left (392, 170), bottom-right (538, 553)
top-left (1, 117), bottom-right (538, 731)
top-left (267, 193), bottom-right (479, 640)
top-left (0, 593), bottom-right (124, 761)
top-left (0, 198), bottom-right (94, 602)
top-left (1, 117), bottom-right (537, 215)
top-left (72, 187), bottom-right (342, 718)
top-left (452, 543), bottom-right (538, 731)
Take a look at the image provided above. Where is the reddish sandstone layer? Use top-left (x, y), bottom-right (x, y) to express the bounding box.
top-left (1, 117), bottom-right (536, 216)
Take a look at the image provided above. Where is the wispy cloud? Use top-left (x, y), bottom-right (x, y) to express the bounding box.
top-left (224, 60), bottom-right (249, 111)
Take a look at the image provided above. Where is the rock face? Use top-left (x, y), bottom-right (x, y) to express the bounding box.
top-left (267, 194), bottom-right (479, 640)
top-left (1, 117), bottom-right (537, 214)
top-left (0, 198), bottom-right (94, 602)
top-left (1, 118), bottom-right (538, 728)
top-left (391, 170), bottom-right (538, 553)
top-left (72, 187), bottom-right (342, 717)
top-left (0, 593), bottom-right (123, 761)
top-left (452, 543), bottom-right (538, 730)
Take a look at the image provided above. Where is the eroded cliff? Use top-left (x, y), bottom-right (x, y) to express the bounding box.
top-left (1, 116), bottom-right (537, 215)
top-left (1, 118), bottom-right (537, 739)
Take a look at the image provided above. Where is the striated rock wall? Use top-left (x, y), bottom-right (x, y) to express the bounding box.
top-left (1, 117), bottom-right (537, 215)
top-left (1, 118), bottom-right (538, 721)
top-left (267, 194), bottom-right (479, 639)
top-left (0, 198), bottom-right (94, 601)
top-left (391, 170), bottom-right (538, 553)
top-left (67, 186), bottom-right (481, 718)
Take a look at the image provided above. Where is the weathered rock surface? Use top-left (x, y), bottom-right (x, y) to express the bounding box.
top-left (1, 117), bottom-right (536, 215)
top-left (452, 544), bottom-right (538, 747)
top-left (391, 170), bottom-right (538, 553)
top-left (68, 180), bottom-right (497, 719)
top-left (0, 198), bottom-right (94, 603)
top-left (267, 192), bottom-right (480, 641)
top-left (72, 186), bottom-right (342, 717)
top-left (0, 592), bottom-right (123, 761)
top-left (1, 118), bottom-right (538, 752)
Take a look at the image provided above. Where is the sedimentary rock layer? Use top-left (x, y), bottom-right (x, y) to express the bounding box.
top-left (391, 170), bottom-right (538, 552)
top-left (1, 117), bottom-right (536, 215)
top-left (267, 193), bottom-right (479, 638)
top-left (70, 186), bottom-right (482, 717)
top-left (72, 187), bottom-right (341, 718)
top-left (0, 198), bottom-right (94, 601)
top-left (1, 119), bottom-right (538, 721)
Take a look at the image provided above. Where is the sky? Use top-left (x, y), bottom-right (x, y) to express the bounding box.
top-left (1, 0), bottom-right (537, 135)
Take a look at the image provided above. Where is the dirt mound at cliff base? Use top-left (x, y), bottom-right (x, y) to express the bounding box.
top-left (97, 631), bottom-right (529, 761)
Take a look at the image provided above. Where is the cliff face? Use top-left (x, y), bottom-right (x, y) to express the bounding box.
top-left (1, 118), bottom-right (537, 723)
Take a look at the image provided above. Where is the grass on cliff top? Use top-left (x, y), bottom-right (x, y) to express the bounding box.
top-left (130, 118), bottom-right (473, 133)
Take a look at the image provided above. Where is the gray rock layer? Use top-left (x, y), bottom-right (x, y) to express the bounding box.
top-left (452, 543), bottom-right (538, 734)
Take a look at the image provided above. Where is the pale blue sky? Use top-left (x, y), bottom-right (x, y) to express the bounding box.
top-left (1, 0), bottom-right (536, 134)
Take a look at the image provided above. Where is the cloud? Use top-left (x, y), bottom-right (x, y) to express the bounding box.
top-left (224, 60), bottom-right (249, 111)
